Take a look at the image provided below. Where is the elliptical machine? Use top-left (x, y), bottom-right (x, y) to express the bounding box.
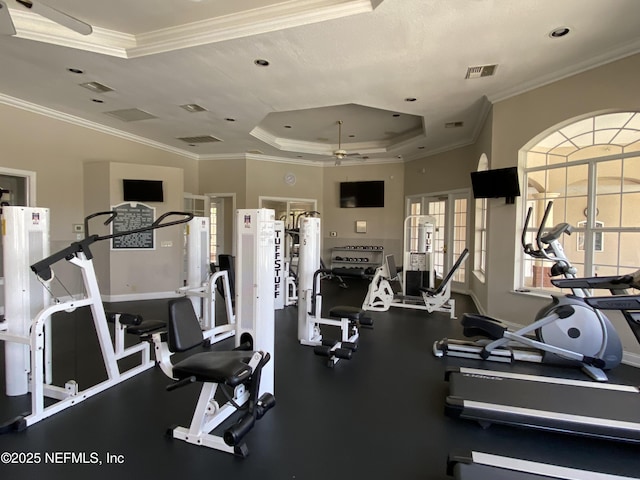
top-left (433, 201), bottom-right (623, 381)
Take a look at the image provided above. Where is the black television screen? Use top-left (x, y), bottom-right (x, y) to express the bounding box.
top-left (340, 181), bottom-right (384, 208)
top-left (470, 167), bottom-right (520, 201)
top-left (123, 179), bottom-right (164, 202)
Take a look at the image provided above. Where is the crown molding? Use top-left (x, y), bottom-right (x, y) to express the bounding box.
top-left (488, 39), bottom-right (640, 104)
top-left (0, 93), bottom-right (198, 160)
top-left (9, 0), bottom-right (382, 59)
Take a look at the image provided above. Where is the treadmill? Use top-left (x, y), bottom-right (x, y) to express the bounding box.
top-left (447, 451), bottom-right (640, 480)
top-left (444, 272), bottom-right (640, 443)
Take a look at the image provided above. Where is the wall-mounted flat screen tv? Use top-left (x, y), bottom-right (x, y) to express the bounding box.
top-left (470, 167), bottom-right (520, 203)
top-left (123, 179), bottom-right (164, 202)
top-left (340, 180), bottom-right (384, 208)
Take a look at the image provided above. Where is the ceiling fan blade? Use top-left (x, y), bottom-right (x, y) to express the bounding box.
top-left (0, 1), bottom-right (17, 35)
top-left (16, 0), bottom-right (92, 35)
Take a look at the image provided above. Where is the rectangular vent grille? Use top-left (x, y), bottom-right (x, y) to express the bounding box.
top-left (104, 108), bottom-right (157, 122)
top-left (445, 121), bottom-right (464, 129)
top-left (465, 64), bottom-right (497, 79)
top-left (180, 104), bottom-right (207, 113)
top-left (79, 81), bottom-right (114, 93)
top-left (177, 135), bottom-right (222, 144)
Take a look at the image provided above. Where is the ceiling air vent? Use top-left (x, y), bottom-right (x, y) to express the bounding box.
top-left (445, 121), bottom-right (464, 128)
top-left (177, 135), bottom-right (222, 144)
top-left (465, 64), bottom-right (497, 79)
top-left (104, 108), bottom-right (157, 122)
top-left (79, 81), bottom-right (114, 93)
top-left (180, 104), bottom-right (207, 113)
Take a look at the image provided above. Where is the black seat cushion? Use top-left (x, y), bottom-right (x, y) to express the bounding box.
top-left (127, 320), bottom-right (166, 335)
top-left (329, 305), bottom-right (364, 320)
top-left (173, 351), bottom-right (255, 387)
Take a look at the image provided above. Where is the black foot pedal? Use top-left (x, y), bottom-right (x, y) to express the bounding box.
top-left (341, 341), bottom-right (358, 352)
top-left (359, 316), bottom-right (374, 328)
top-left (334, 348), bottom-right (352, 360)
top-left (0, 415), bottom-right (27, 434)
top-left (234, 443), bottom-right (249, 458)
top-left (314, 345), bottom-right (332, 357)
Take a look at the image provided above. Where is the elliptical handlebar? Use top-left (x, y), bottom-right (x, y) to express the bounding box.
top-left (535, 201), bottom-right (554, 258)
top-left (522, 201), bottom-right (572, 263)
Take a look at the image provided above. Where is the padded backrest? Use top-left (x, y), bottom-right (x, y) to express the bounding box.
top-left (432, 248), bottom-right (469, 295)
top-left (217, 254), bottom-right (236, 298)
top-left (167, 297), bottom-right (205, 353)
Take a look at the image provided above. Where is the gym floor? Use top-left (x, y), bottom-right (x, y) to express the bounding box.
top-left (1, 278), bottom-right (639, 479)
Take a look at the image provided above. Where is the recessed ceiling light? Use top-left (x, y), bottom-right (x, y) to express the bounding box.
top-left (91, 98), bottom-right (104, 103)
top-left (549, 27), bottom-right (571, 38)
top-left (404, 97), bottom-right (417, 102)
top-left (284, 125), bottom-right (292, 128)
top-left (67, 67), bottom-right (84, 74)
top-left (254, 59), bottom-right (270, 67)
top-left (225, 118), bottom-right (236, 122)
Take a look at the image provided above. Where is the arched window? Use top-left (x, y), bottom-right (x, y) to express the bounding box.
top-left (521, 112), bottom-right (640, 291)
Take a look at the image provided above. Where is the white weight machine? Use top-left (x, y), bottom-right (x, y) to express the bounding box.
top-left (297, 216), bottom-right (367, 367)
top-left (362, 215), bottom-right (467, 318)
top-left (157, 208), bottom-right (276, 457)
top-left (175, 216), bottom-right (235, 344)
top-left (1, 207), bottom-right (50, 396)
top-left (362, 249), bottom-right (469, 318)
top-left (0, 209), bottom-right (192, 432)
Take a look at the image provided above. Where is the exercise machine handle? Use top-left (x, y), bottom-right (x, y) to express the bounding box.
top-left (31, 211), bottom-right (194, 280)
top-left (521, 206), bottom-right (537, 256)
top-left (83, 211), bottom-right (117, 238)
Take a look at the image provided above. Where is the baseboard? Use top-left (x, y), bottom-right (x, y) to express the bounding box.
top-left (622, 351), bottom-right (640, 368)
top-left (465, 290), bottom-right (486, 316)
top-left (101, 291), bottom-right (181, 303)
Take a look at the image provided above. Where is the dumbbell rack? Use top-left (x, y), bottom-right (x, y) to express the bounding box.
top-left (330, 245), bottom-right (384, 270)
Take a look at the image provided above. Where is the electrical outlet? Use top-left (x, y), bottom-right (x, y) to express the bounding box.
top-left (73, 224), bottom-right (84, 233)
top-left (330, 231), bottom-right (337, 237)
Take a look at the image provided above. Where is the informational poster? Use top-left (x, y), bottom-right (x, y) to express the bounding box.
top-left (111, 202), bottom-right (155, 250)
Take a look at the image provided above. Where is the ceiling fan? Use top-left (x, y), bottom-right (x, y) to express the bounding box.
top-left (0, 0), bottom-right (93, 36)
top-left (317, 120), bottom-right (366, 166)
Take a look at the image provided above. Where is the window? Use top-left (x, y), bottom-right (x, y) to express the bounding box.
top-left (474, 154), bottom-right (489, 276)
top-left (522, 112), bottom-right (640, 292)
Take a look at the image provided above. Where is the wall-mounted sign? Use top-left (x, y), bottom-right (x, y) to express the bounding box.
top-left (111, 202), bottom-right (155, 250)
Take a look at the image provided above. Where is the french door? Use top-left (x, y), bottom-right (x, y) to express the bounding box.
top-left (407, 190), bottom-right (470, 291)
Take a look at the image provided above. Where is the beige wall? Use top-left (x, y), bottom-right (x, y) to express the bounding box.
top-left (404, 144), bottom-right (477, 197)
top-left (322, 162), bottom-right (405, 264)
top-left (0, 103), bottom-right (198, 244)
top-left (245, 159), bottom-right (324, 208)
top-left (198, 158), bottom-right (247, 207)
top-left (0, 102), bottom-right (197, 299)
